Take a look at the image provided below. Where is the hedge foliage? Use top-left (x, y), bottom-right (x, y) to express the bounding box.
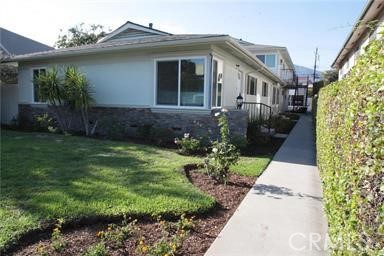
top-left (316, 34), bottom-right (383, 255)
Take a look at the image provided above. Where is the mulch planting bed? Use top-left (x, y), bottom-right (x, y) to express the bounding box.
top-left (10, 169), bottom-right (255, 256)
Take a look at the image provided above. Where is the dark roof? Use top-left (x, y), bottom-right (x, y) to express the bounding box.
top-left (9, 34), bottom-right (226, 60)
top-left (0, 27), bottom-right (53, 56)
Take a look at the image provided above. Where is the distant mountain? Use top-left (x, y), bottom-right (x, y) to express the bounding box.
top-left (294, 65), bottom-right (323, 80)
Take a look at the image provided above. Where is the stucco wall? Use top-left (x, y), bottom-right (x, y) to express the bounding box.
top-left (18, 49), bottom-right (211, 108)
top-left (211, 46), bottom-right (282, 113)
top-left (1, 84), bottom-right (19, 124)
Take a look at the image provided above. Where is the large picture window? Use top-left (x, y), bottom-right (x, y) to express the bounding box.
top-left (32, 68), bottom-right (46, 102)
top-left (156, 58), bottom-right (205, 107)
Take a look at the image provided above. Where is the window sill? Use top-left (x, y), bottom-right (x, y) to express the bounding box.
top-left (151, 107), bottom-right (211, 115)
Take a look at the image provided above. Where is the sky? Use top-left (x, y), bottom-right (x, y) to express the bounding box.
top-left (1, 0), bottom-right (367, 70)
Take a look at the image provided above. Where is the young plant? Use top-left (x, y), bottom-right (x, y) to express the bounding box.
top-left (174, 133), bottom-right (205, 155)
top-left (97, 217), bottom-right (138, 248)
top-left (82, 242), bottom-right (108, 256)
top-left (51, 218), bottom-right (67, 252)
top-left (136, 215), bottom-right (193, 256)
top-left (204, 110), bottom-right (240, 184)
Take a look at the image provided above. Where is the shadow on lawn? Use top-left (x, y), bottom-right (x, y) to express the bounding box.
top-left (1, 131), bottom-right (212, 253)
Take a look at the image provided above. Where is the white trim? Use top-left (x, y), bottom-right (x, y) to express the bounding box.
top-left (98, 22), bottom-right (170, 43)
top-left (30, 66), bottom-right (47, 104)
top-left (246, 74), bottom-right (258, 96)
top-left (153, 55), bottom-right (208, 109)
top-left (211, 56), bottom-right (224, 109)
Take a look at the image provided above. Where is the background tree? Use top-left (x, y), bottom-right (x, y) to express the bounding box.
top-left (322, 69), bottom-right (339, 85)
top-left (55, 23), bottom-right (108, 48)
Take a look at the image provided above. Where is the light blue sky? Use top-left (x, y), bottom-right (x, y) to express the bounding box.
top-left (1, 0), bottom-right (367, 70)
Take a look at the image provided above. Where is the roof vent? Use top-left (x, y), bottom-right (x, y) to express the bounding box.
top-left (149, 23), bottom-right (153, 29)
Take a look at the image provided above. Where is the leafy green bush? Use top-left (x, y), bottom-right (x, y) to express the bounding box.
top-left (230, 135), bottom-right (247, 152)
top-left (99, 117), bottom-right (125, 140)
top-left (204, 110), bottom-right (240, 184)
top-left (175, 133), bottom-right (206, 155)
top-left (316, 35), bottom-right (383, 255)
top-left (246, 119), bottom-right (262, 144)
top-left (270, 115), bottom-right (296, 134)
top-left (151, 127), bottom-right (175, 146)
top-left (33, 113), bottom-right (57, 133)
top-left (280, 112), bottom-right (300, 121)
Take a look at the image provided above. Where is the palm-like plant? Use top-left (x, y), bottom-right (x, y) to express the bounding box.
top-left (35, 67), bottom-right (63, 105)
top-left (34, 67), bottom-right (69, 131)
top-left (64, 66), bottom-right (95, 136)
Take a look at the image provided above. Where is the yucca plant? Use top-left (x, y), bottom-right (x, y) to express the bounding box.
top-left (34, 67), bottom-right (69, 132)
top-left (63, 66), bottom-right (95, 136)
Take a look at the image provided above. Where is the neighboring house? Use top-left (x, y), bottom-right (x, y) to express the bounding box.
top-left (332, 0), bottom-right (384, 79)
top-left (6, 21), bottom-right (288, 138)
top-left (238, 41), bottom-right (301, 112)
top-left (0, 27), bottom-right (53, 124)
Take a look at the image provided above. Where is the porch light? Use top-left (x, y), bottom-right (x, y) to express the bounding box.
top-left (236, 93), bottom-right (243, 109)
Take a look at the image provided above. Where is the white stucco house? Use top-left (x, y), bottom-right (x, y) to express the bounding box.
top-left (5, 21), bottom-right (290, 138)
top-left (332, 0), bottom-right (384, 79)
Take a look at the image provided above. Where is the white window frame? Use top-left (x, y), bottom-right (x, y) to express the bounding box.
top-left (31, 67), bottom-right (47, 104)
top-left (211, 57), bottom-right (224, 109)
top-left (154, 56), bottom-right (208, 109)
top-left (262, 81), bottom-right (268, 97)
top-left (246, 75), bottom-right (257, 96)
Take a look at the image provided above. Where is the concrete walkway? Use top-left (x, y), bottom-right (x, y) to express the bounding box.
top-left (205, 115), bottom-right (328, 256)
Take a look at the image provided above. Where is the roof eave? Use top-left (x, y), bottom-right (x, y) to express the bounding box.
top-left (331, 0), bottom-right (378, 68)
top-left (7, 36), bottom-right (230, 63)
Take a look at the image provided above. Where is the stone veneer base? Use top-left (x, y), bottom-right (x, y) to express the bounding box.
top-left (18, 104), bottom-right (248, 140)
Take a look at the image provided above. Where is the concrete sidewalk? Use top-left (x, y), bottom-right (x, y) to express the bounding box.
top-left (205, 115), bottom-right (328, 256)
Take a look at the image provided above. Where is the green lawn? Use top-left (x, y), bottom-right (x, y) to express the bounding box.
top-left (0, 130), bottom-right (270, 250)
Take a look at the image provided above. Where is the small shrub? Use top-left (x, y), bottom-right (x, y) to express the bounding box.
top-left (280, 112), bottom-right (300, 121)
top-left (175, 214), bottom-right (195, 231)
top-left (246, 119), bottom-right (262, 145)
top-left (136, 216), bottom-right (192, 256)
top-left (35, 244), bottom-right (49, 256)
top-left (231, 135), bottom-right (247, 153)
top-left (151, 127), bottom-right (175, 146)
top-left (137, 124), bottom-right (153, 142)
top-left (33, 113), bottom-right (57, 132)
top-left (204, 110), bottom-right (240, 184)
top-left (270, 116), bottom-right (295, 134)
top-left (98, 217), bottom-right (137, 248)
top-left (51, 218), bottom-right (66, 252)
top-left (100, 117), bottom-right (125, 140)
top-left (174, 133), bottom-right (206, 155)
top-left (83, 242), bottom-right (108, 256)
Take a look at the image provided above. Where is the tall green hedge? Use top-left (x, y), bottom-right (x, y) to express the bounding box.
top-left (316, 35), bottom-right (383, 255)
